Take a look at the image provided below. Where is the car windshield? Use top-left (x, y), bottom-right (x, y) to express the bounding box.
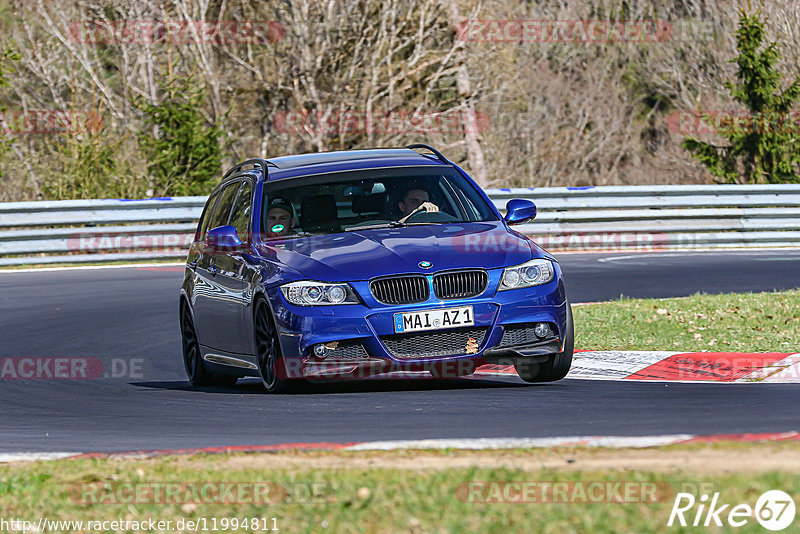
top-left (260, 166), bottom-right (497, 239)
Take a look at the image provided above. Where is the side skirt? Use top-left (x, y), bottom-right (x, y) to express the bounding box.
top-left (199, 345), bottom-right (259, 377)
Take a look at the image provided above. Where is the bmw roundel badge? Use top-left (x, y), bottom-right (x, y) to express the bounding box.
top-left (419, 260), bottom-right (432, 269)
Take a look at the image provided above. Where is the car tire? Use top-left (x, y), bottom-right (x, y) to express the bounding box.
top-left (515, 301), bottom-right (574, 383)
top-left (180, 302), bottom-right (238, 387)
top-left (254, 298), bottom-right (294, 393)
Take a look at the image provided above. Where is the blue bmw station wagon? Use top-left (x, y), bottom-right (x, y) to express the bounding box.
top-left (180, 144), bottom-right (573, 392)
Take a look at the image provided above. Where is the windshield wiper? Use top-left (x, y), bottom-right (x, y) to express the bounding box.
top-left (345, 221), bottom-right (442, 231)
top-left (345, 202), bottom-right (448, 232)
top-left (345, 221), bottom-right (404, 231)
top-left (265, 231), bottom-right (315, 240)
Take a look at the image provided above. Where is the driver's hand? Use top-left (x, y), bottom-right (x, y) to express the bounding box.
top-left (418, 202), bottom-right (439, 213)
top-left (399, 201), bottom-right (440, 223)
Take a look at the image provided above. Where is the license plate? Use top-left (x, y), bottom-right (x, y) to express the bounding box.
top-left (393, 306), bottom-right (474, 333)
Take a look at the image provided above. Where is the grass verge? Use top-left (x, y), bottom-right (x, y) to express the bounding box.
top-left (1, 443), bottom-right (798, 533)
top-left (574, 290), bottom-right (800, 352)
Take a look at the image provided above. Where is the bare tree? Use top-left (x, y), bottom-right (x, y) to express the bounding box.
top-left (3, 0), bottom-right (800, 199)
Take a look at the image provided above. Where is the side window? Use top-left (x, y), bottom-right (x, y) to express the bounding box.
top-left (195, 192), bottom-right (219, 241)
top-left (208, 181), bottom-right (240, 230)
top-left (228, 181), bottom-right (252, 241)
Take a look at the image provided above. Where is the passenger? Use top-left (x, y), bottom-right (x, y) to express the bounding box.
top-left (265, 197), bottom-right (296, 237)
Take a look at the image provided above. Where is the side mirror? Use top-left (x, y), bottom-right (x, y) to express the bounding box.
top-left (504, 199), bottom-right (537, 225)
top-left (206, 225), bottom-right (243, 250)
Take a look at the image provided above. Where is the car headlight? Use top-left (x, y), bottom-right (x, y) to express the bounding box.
top-left (280, 281), bottom-right (360, 306)
top-left (499, 259), bottom-right (554, 290)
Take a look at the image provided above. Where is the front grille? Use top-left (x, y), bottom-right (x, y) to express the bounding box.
top-left (370, 275), bottom-right (429, 305)
top-left (497, 323), bottom-right (554, 348)
top-left (381, 327), bottom-right (487, 359)
top-left (433, 270), bottom-right (488, 300)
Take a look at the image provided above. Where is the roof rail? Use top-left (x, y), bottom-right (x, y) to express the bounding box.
top-left (406, 144), bottom-right (450, 164)
top-left (223, 158), bottom-right (278, 180)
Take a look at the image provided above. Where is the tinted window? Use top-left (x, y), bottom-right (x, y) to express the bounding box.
top-left (208, 181), bottom-right (240, 230)
top-left (228, 181), bottom-right (252, 240)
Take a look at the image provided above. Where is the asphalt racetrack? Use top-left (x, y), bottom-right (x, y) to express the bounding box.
top-left (1, 250), bottom-right (799, 453)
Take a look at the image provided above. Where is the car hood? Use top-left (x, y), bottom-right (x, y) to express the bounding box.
top-left (255, 222), bottom-right (546, 281)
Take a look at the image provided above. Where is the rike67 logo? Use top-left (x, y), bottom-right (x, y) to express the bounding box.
top-left (668, 490), bottom-right (796, 531)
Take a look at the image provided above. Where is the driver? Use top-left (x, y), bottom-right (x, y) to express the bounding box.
top-left (398, 187), bottom-right (438, 220)
top-left (265, 196), bottom-right (297, 237)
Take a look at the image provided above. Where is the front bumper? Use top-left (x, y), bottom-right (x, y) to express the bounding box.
top-left (268, 269), bottom-right (569, 379)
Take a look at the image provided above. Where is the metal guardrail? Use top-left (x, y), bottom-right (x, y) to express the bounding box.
top-left (1, 185), bottom-right (799, 266)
